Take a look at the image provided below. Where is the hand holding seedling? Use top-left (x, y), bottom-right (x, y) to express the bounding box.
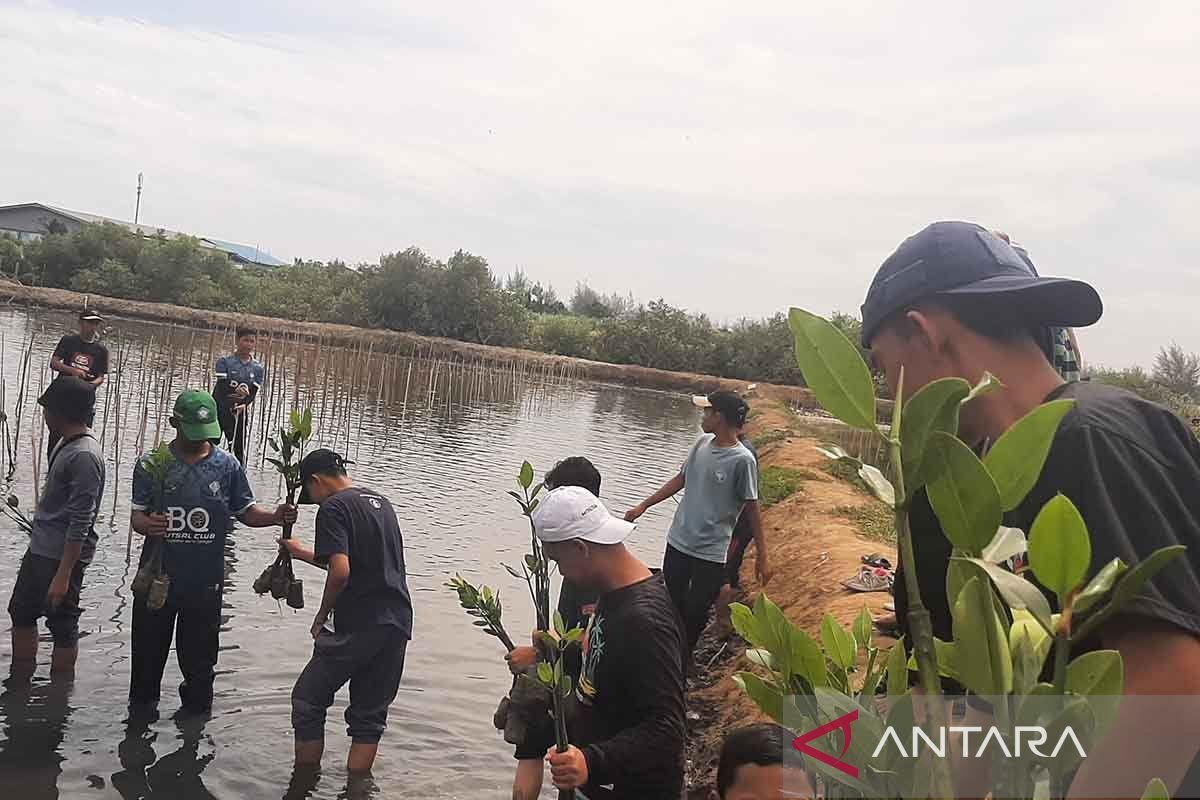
top-left (546, 745), bottom-right (588, 791)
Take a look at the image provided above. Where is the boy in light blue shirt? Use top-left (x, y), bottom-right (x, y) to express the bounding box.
top-left (627, 391), bottom-right (769, 655)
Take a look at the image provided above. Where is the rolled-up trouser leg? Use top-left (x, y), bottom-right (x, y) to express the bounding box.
top-left (292, 631), bottom-right (356, 742)
top-left (346, 633), bottom-right (407, 744)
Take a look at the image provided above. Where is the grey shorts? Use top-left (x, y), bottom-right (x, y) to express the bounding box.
top-left (7, 550), bottom-right (87, 648)
top-left (291, 625), bottom-right (408, 744)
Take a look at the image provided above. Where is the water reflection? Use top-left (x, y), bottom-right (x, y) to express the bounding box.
top-left (0, 669), bottom-right (75, 800)
top-left (283, 765), bottom-right (382, 800)
top-left (112, 714), bottom-right (217, 800)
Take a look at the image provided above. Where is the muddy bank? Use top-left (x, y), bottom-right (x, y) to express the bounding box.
top-left (684, 403), bottom-right (897, 798)
top-left (0, 281), bottom-right (892, 417)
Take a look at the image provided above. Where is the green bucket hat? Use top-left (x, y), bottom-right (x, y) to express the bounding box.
top-left (173, 389), bottom-right (222, 442)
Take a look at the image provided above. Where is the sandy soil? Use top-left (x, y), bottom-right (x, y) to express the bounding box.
top-left (684, 402), bottom-right (897, 798)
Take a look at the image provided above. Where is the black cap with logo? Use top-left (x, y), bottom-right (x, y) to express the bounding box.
top-left (297, 448), bottom-right (354, 504)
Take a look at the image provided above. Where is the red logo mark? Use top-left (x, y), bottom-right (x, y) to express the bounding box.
top-left (792, 709), bottom-right (858, 779)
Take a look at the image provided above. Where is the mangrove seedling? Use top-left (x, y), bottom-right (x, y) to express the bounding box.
top-left (257, 408), bottom-right (312, 609)
top-left (446, 573), bottom-right (517, 651)
top-left (535, 610), bottom-right (585, 800)
top-left (502, 461), bottom-right (550, 631)
top-left (723, 308), bottom-right (1183, 800)
top-left (132, 441), bottom-right (175, 609)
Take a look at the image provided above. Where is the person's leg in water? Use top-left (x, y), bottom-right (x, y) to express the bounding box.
top-left (45, 561), bottom-right (86, 676)
top-left (231, 407), bottom-right (247, 466)
top-left (292, 632), bottom-right (361, 768)
top-left (8, 552), bottom-right (47, 675)
top-left (344, 634), bottom-right (407, 773)
top-left (512, 758), bottom-right (544, 800)
top-left (175, 598), bottom-right (221, 715)
top-left (129, 597), bottom-right (179, 713)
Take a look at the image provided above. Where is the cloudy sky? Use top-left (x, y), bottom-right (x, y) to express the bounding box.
top-left (2, 1), bottom-right (1197, 367)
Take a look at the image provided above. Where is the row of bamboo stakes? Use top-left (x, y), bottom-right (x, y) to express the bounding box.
top-left (0, 312), bottom-right (584, 560)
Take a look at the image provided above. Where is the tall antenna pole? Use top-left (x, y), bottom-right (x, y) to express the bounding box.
top-left (134, 172), bottom-right (144, 226)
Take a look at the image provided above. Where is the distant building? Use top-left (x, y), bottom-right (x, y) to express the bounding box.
top-left (0, 202), bottom-right (289, 268)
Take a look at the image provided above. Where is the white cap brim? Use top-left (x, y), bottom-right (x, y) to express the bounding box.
top-left (691, 395), bottom-right (711, 408)
top-left (579, 517), bottom-right (636, 545)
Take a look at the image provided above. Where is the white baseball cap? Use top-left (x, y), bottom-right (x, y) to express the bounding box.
top-left (532, 485), bottom-right (636, 545)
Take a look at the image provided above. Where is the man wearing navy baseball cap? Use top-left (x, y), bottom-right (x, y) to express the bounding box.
top-left (865, 221), bottom-right (1200, 798)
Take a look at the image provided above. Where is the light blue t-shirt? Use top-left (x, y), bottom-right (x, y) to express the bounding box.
top-left (666, 434), bottom-right (759, 563)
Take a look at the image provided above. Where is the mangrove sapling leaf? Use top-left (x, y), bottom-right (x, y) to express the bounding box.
top-left (984, 399), bottom-right (1075, 511)
top-left (963, 371), bottom-right (1003, 404)
top-left (899, 376), bottom-right (969, 490)
top-left (953, 576), bottom-right (1013, 695)
top-left (537, 661), bottom-right (553, 684)
top-left (857, 464), bottom-right (895, 506)
top-left (729, 602), bottom-right (764, 646)
top-left (518, 461), bottom-right (534, 489)
top-left (745, 648), bottom-right (774, 671)
top-left (1028, 697), bottom-right (1096, 774)
top-left (1028, 494), bottom-right (1091, 597)
top-left (1066, 649), bottom-right (1123, 736)
top-left (925, 431), bottom-right (1003, 555)
top-left (886, 639), bottom-right (908, 696)
top-left (1072, 545), bottom-right (1186, 643)
top-left (1011, 626), bottom-right (1045, 695)
top-left (787, 307), bottom-right (877, 432)
top-left (1142, 778), bottom-right (1170, 800)
top-left (982, 525), bottom-right (1029, 565)
top-left (820, 614), bottom-right (857, 671)
top-left (857, 648), bottom-right (885, 703)
top-left (1072, 557), bottom-right (1127, 616)
top-left (807, 688), bottom-right (889, 797)
top-left (790, 627), bottom-right (828, 688)
top-left (963, 557), bottom-right (1054, 633)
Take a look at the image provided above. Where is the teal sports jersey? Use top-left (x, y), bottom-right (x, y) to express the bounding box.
top-left (214, 355), bottom-right (265, 399)
top-left (132, 444), bottom-right (255, 603)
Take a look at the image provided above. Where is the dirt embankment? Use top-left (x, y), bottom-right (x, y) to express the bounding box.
top-left (0, 281), bottom-right (892, 418)
top-left (685, 403), bottom-right (897, 798)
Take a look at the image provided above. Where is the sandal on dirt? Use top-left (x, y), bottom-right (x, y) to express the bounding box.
top-left (843, 565), bottom-right (894, 593)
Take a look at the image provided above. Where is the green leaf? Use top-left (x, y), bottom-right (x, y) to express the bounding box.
top-left (908, 638), bottom-right (961, 682)
top-left (900, 377), bottom-right (969, 490)
top-left (518, 461), bottom-right (535, 489)
top-left (963, 371), bottom-right (1003, 404)
top-left (925, 432), bottom-right (1003, 555)
top-left (1011, 617), bottom-right (1048, 695)
top-left (558, 673), bottom-right (572, 697)
top-left (858, 464), bottom-right (895, 506)
top-left (1028, 494), bottom-right (1091, 596)
top-left (820, 614), bottom-right (856, 670)
top-left (962, 557), bottom-right (1053, 633)
top-left (1067, 649), bottom-right (1123, 736)
top-left (553, 610), bottom-right (566, 639)
top-left (953, 576), bottom-right (1012, 695)
top-left (982, 526), bottom-right (1028, 565)
top-left (885, 639), bottom-right (908, 696)
top-left (858, 648), bottom-right (884, 701)
top-left (1073, 558), bottom-right (1127, 616)
top-left (289, 409), bottom-right (302, 431)
top-left (732, 672), bottom-right (784, 722)
top-left (853, 606), bottom-right (873, 653)
top-left (745, 648), bottom-right (774, 671)
top-left (536, 661), bottom-right (553, 685)
top-left (730, 602), bottom-right (764, 646)
top-left (788, 307), bottom-right (877, 432)
top-left (983, 399), bottom-right (1074, 511)
top-left (789, 627), bottom-right (827, 687)
top-left (267, 437), bottom-right (279, 452)
top-left (1142, 779), bottom-right (1170, 800)
top-left (530, 483), bottom-right (544, 500)
top-left (300, 407), bottom-right (313, 440)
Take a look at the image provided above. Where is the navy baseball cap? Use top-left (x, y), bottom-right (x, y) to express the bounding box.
top-left (860, 221), bottom-right (1102, 347)
top-left (297, 449), bottom-right (353, 504)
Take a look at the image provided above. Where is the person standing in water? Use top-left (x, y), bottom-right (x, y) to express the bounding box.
top-left (128, 389), bottom-right (294, 718)
top-left (627, 390), bottom-right (769, 656)
top-left (212, 327), bottom-right (264, 465)
top-left (280, 449), bottom-right (413, 776)
top-left (7, 377), bottom-right (104, 677)
top-left (47, 310), bottom-right (108, 457)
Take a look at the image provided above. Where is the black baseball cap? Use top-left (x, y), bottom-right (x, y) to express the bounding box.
top-left (692, 390), bottom-right (750, 427)
top-left (860, 221), bottom-right (1102, 347)
top-left (38, 376), bottom-right (96, 421)
top-left (79, 310), bottom-right (103, 322)
top-left (297, 449), bottom-right (353, 504)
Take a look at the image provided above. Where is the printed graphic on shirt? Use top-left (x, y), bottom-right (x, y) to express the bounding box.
top-left (577, 614), bottom-right (605, 705)
top-left (70, 352), bottom-right (94, 373)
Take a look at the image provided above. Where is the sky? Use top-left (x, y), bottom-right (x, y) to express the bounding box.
top-left (2, 1), bottom-right (1197, 368)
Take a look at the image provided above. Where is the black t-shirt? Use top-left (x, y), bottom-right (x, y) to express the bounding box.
top-left (896, 381), bottom-right (1200, 648)
top-left (313, 486), bottom-right (413, 638)
top-left (575, 572), bottom-right (686, 800)
top-left (53, 335), bottom-right (109, 381)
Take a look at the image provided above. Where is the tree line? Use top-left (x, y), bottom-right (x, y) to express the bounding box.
top-left (1, 223), bottom-right (1196, 422)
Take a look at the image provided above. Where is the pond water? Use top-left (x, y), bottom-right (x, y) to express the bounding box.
top-left (0, 309), bottom-right (703, 799)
